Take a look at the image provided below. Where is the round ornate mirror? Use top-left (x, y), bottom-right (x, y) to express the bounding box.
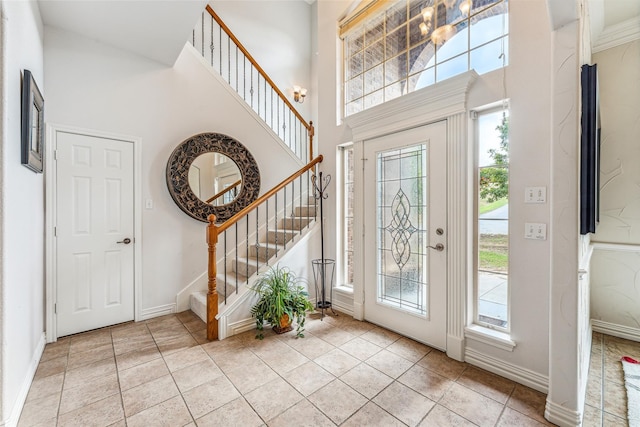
top-left (166, 133), bottom-right (260, 222)
top-left (188, 152), bottom-right (243, 206)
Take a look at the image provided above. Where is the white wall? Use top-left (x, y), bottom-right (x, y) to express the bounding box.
top-left (44, 27), bottom-right (301, 317)
top-left (591, 39), bottom-right (640, 335)
top-left (209, 0), bottom-right (313, 121)
top-left (1, 1), bottom-right (46, 424)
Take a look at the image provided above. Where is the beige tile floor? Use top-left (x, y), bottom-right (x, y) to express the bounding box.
top-left (18, 310), bottom-right (634, 426)
top-left (583, 332), bottom-right (639, 427)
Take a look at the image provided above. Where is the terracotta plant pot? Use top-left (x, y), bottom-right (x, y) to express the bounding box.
top-left (273, 313), bottom-right (293, 334)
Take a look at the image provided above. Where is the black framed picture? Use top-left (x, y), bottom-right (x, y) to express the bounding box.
top-left (21, 69), bottom-right (44, 173)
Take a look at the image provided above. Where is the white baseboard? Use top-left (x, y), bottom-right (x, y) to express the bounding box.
top-left (228, 317), bottom-right (256, 337)
top-left (545, 398), bottom-right (582, 427)
top-left (3, 333), bottom-right (46, 427)
top-left (464, 347), bottom-right (548, 394)
top-left (331, 299), bottom-right (354, 317)
top-left (446, 334), bottom-right (465, 362)
top-left (352, 301), bottom-right (364, 320)
top-left (592, 319), bottom-right (640, 342)
top-left (141, 303), bottom-right (176, 320)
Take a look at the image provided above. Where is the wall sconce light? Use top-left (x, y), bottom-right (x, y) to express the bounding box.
top-left (293, 86), bottom-right (307, 103)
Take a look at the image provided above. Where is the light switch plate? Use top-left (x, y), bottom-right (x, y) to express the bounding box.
top-left (525, 223), bottom-right (547, 240)
top-left (525, 187), bottom-right (546, 203)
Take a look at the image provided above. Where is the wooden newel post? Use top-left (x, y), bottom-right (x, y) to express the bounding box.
top-left (207, 214), bottom-right (219, 340)
top-left (308, 121), bottom-right (315, 163)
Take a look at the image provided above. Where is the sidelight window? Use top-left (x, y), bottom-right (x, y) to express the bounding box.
top-left (475, 106), bottom-right (509, 330)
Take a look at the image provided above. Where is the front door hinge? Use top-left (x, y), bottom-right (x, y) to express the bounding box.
top-left (54, 226), bottom-right (57, 237)
top-left (53, 150), bottom-right (57, 160)
top-left (54, 303), bottom-right (57, 314)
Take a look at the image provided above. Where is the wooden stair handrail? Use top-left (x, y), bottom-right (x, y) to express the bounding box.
top-left (217, 155), bottom-right (323, 234)
top-left (205, 5), bottom-right (315, 161)
top-left (205, 179), bottom-right (242, 204)
top-left (205, 155), bottom-right (323, 340)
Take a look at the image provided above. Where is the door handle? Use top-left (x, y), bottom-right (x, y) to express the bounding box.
top-left (117, 238), bottom-right (132, 244)
top-left (427, 243), bottom-right (445, 252)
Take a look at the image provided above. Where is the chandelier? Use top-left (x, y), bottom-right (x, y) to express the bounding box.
top-left (419, 0), bottom-right (472, 45)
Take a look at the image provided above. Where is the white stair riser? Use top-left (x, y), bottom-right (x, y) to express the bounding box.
top-left (280, 217), bottom-right (311, 231)
top-left (294, 206), bottom-right (316, 217)
top-left (265, 229), bottom-right (296, 244)
top-left (249, 245), bottom-right (279, 262)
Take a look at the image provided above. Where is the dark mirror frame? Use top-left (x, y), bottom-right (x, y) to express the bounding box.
top-left (166, 133), bottom-right (260, 222)
top-left (21, 69), bottom-right (44, 173)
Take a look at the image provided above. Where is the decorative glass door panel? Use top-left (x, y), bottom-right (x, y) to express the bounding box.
top-left (363, 122), bottom-right (447, 349)
top-left (377, 145), bottom-right (428, 316)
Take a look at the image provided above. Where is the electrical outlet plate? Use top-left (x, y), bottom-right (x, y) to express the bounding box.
top-left (525, 223), bottom-right (547, 240)
top-left (525, 187), bottom-right (546, 203)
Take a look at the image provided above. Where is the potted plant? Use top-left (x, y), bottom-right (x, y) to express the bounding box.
top-left (250, 265), bottom-right (314, 339)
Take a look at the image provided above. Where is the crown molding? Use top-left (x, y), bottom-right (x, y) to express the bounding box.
top-left (593, 16), bottom-right (640, 53)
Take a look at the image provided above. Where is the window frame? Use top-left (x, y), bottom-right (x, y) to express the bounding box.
top-left (340, 0), bottom-right (509, 118)
top-left (336, 143), bottom-right (355, 291)
top-left (472, 104), bottom-right (510, 333)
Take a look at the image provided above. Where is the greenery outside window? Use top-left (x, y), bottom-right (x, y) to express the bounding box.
top-left (475, 106), bottom-right (509, 330)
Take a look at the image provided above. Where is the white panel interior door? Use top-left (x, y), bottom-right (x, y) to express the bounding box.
top-left (363, 122), bottom-right (447, 349)
top-left (56, 131), bottom-right (135, 336)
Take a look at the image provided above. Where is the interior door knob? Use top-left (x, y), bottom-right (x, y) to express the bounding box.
top-left (117, 238), bottom-right (132, 244)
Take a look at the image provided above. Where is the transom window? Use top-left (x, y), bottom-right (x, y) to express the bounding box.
top-left (342, 0), bottom-right (509, 117)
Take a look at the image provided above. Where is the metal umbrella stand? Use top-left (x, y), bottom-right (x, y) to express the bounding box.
top-left (312, 172), bottom-right (336, 319)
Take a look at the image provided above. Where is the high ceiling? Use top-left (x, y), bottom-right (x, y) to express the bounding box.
top-left (37, 0), bottom-right (640, 64)
top-left (38, 0), bottom-right (208, 65)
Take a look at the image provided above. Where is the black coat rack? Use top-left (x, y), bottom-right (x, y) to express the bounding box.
top-left (312, 172), bottom-right (336, 317)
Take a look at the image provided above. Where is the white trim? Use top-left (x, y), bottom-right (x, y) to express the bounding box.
top-left (334, 285), bottom-right (353, 295)
top-left (591, 241), bottom-right (640, 252)
top-left (592, 319), bottom-right (640, 342)
top-left (183, 43), bottom-right (304, 166)
top-left (592, 16), bottom-right (640, 53)
top-left (216, 284), bottom-right (252, 321)
top-left (544, 398), bottom-right (582, 427)
top-left (352, 301), bottom-right (364, 320)
top-left (344, 71), bottom-right (478, 142)
top-left (464, 347), bottom-right (548, 394)
top-left (45, 124), bottom-right (143, 341)
top-left (228, 317), bottom-right (256, 336)
top-left (140, 303), bottom-right (176, 321)
top-left (346, 72), bottom-right (476, 354)
top-left (176, 271), bottom-right (207, 313)
top-left (3, 333), bottom-right (45, 427)
top-left (465, 325), bottom-right (516, 352)
top-left (446, 334), bottom-right (465, 361)
top-left (331, 298), bottom-right (355, 317)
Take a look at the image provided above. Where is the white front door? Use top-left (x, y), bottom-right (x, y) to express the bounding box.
top-left (363, 122), bottom-right (447, 349)
top-left (55, 131), bottom-right (135, 337)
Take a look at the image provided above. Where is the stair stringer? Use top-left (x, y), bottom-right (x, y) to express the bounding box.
top-left (216, 221), bottom-right (322, 340)
top-left (182, 43), bottom-right (304, 167)
top-left (176, 270), bottom-right (207, 313)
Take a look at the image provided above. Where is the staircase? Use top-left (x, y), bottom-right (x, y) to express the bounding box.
top-left (189, 199), bottom-right (318, 333)
top-left (180, 6), bottom-right (322, 341)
